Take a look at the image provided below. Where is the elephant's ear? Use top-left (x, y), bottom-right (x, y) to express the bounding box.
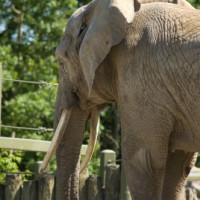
top-left (79, 0), bottom-right (136, 95)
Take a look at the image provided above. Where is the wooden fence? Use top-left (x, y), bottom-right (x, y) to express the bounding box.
top-left (0, 157), bottom-right (199, 200)
top-left (0, 163), bottom-right (122, 200)
top-left (0, 137), bottom-right (131, 200)
top-left (0, 137), bottom-right (199, 200)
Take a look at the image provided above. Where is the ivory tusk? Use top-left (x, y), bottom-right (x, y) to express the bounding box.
top-left (80, 108), bottom-right (100, 173)
top-left (38, 108), bottom-right (72, 174)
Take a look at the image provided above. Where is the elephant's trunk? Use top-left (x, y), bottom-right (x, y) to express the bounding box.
top-left (80, 108), bottom-right (100, 173)
top-left (56, 106), bottom-right (90, 200)
top-left (39, 108), bottom-right (72, 174)
top-left (38, 103), bottom-right (99, 199)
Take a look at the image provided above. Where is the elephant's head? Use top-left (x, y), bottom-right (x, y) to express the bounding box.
top-left (39, 0), bottom-right (194, 199)
top-left (56, 0), bottom-right (136, 97)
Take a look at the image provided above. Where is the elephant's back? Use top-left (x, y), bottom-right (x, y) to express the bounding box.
top-left (123, 3), bottom-right (200, 129)
top-left (126, 3), bottom-right (200, 48)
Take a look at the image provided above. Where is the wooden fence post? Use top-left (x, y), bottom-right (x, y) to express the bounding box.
top-left (120, 163), bottom-right (132, 200)
top-left (5, 174), bottom-right (22, 200)
top-left (79, 168), bottom-right (89, 200)
top-left (185, 188), bottom-right (198, 200)
top-left (35, 161), bottom-right (43, 174)
top-left (105, 164), bottom-right (120, 200)
top-left (38, 175), bottom-right (55, 200)
top-left (100, 150), bottom-right (116, 189)
top-left (21, 180), bottom-right (38, 200)
top-left (35, 161), bottom-right (49, 174)
top-left (0, 183), bottom-right (5, 200)
top-left (87, 175), bottom-right (103, 200)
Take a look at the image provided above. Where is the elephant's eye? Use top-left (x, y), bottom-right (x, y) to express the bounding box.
top-left (64, 50), bottom-right (68, 58)
top-left (78, 23), bottom-right (87, 37)
top-left (76, 23), bottom-right (88, 52)
top-left (59, 60), bottom-right (64, 66)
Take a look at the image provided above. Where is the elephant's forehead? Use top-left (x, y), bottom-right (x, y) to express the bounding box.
top-left (67, 0), bottom-right (96, 28)
top-left (66, 6), bottom-right (86, 33)
top-left (70, 6), bottom-right (87, 21)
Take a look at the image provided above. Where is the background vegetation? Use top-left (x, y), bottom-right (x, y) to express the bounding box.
top-left (0, 0), bottom-right (199, 182)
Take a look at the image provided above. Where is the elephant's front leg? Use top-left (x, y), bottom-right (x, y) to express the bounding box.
top-left (162, 151), bottom-right (197, 200)
top-left (120, 106), bottom-right (174, 200)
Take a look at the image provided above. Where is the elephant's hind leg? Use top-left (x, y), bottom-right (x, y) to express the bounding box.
top-left (162, 151), bottom-right (197, 200)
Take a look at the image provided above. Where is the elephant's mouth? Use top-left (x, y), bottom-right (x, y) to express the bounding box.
top-left (80, 108), bottom-right (99, 173)
top-left (39, 107), bottom-right (99, 175)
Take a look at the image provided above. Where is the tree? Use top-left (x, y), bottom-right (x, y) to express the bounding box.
top-left (188, 0), bottom-right (200, 8)
top-left (0, 0), bottom-right (79, 175)
top-left (0, 0), bottom-right (79, 133)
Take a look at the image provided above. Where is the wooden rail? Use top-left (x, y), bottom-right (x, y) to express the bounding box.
top-left (0, 136), bottom-right (87, 155)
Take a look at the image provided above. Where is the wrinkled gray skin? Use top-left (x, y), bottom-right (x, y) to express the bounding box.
top-left (54, 0), bottom-right (200, 199)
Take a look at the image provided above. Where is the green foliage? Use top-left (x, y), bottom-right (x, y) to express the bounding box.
top-left (3, 88), bottom-right (56, 136)
top-left (188, 0), bottom-right (200, 8)
top-left (78, 0), bottom-right (92, 6)
top-left (0, 0), bottom-right (79, 178)
top-left (0, 150), bottom-right (22, 183)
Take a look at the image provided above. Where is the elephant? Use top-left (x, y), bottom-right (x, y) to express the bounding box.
top-left (39, 0), bottom-right (200, 199)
